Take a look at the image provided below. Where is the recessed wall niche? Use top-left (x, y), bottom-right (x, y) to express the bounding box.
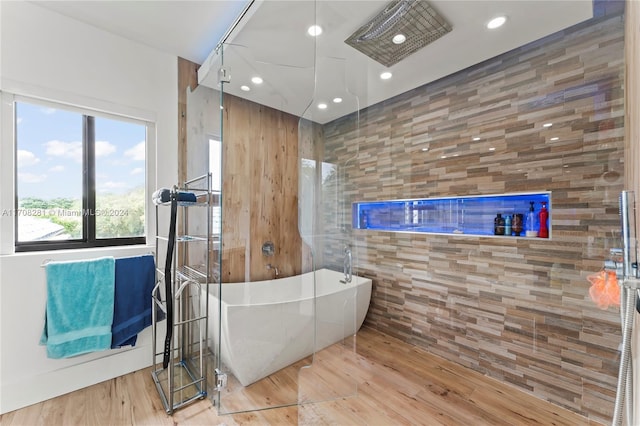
top-left (353, 192), bottom-right (551, 238)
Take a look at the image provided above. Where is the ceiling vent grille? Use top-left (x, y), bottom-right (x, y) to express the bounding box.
top-left (345, 0), bottom-right (452, 67)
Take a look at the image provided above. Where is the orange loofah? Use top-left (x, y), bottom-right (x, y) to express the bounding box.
top-left (587, 270), bottom-right (620, 309)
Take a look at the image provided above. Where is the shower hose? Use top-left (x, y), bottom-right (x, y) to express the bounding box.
top-left (613, 283), bottom-right (637, 425)
top-left (162, 191), bottom-right (178, 369)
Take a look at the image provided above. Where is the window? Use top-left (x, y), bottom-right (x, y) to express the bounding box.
top-left (14, 100), bottom-right (148, 251)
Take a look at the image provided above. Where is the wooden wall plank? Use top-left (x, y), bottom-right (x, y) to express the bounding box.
top-left (177, 57), bottom-right (200, 268)
top-left (222, 95), bottom-right (303, 282)
top-left (178, 57), bottom-right (199, 185)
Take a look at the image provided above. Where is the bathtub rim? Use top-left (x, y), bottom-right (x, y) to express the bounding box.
top-left (205, 268), bottom-right (372, 308)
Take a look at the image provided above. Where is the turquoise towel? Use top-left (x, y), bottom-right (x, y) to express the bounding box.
top-left (40, 257), bottom-right (115, 359)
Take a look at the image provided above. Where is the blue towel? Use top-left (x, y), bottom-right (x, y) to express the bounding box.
top-left (40, 257), bottom-right (115, 359)
top-left (111, 255), bottom-right (156, 348)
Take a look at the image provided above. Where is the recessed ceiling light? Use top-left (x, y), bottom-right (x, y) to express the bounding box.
top-left (333, 97), bottom-right (343, 103)
top-left (487, 16), bottom-right (507, 30)
top-left (472, 137), bottom-right (481, 141)
top-left (240, 85), bottom-right (250, 92)
top-left (392, 34), bottom-right (406, 44)
top-left (453, 154), bottom-right (459, 157)
top-left (318, 103), bottom-right (327, 110)
top-left (550, 137), bottom-right (559, 141)
top-left (421, 148), bottom-right (429, 152)
top-left (441, 155), bottom-right (447, 159)
top-left (307, 25), bottom-right (323, 36)
top-left (380, 71), bottom-right (393, 80)
top-left (489, 147), bottom-right (496, 151)
top-left (251, 76), bottom-right (263, 84)
top-left (543, 123), bottom-right (553, 127)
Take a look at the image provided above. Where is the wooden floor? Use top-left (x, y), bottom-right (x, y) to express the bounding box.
top-left (1, 327), bottom-right (603, 425)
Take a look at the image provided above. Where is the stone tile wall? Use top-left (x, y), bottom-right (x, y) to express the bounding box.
top-left (322, 14), bottom-right (625, 422)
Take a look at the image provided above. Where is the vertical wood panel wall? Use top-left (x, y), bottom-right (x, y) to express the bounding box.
top-left (178, 58), bottom-right (200, 184)
top-left (323, 14), bottom-right (624, 423)
top-left (177, 57), bottom-right (200, 268)
top-left (221, 94), bottom-right (303, 282)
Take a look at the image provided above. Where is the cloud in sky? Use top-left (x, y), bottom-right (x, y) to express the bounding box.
top-left (101, 181), bottom-right (129, 190)
top-left (95, 140), bottom-right (117, 157)
top-left (18, 172), bottom-right (47, 183)
top-left (130, 167), bottom-right (144, 175)
top-left (16, 117), bottom-right (23, 125)
top-left (44, 140), bottom-right (82, 162)
top-left (40, 107), bottom-right (56, 115)
top-left (124, 141), bottom-right (145, 161)
top-left (45, 140), bottom-right (116, 162)
top-left (17, 150), bottom-right (40, 167)
top-left (48, 165), bottom-right (65, 172)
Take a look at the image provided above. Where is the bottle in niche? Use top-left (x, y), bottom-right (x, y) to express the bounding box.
top-left (494, 213), bottom-right (504, 235)
top-left (360, 210), bottom-right (368, 229)
top-left (538, 201), bottom-right (549, 238)
top-left (504, 214), bottom-right (512, 236)
top-left (512, 213), bottom-right (523, 236)
top-left (525, 202), bottom-right (538, 237)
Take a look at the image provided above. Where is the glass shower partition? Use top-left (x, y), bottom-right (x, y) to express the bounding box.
top-left (296, 52), bottom-right (364, 408)
top-left (182, 40), bottom-right (224, 411)
top-left (199, 0), bottom-right (363, 415)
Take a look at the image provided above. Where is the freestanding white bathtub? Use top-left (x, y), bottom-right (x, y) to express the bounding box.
top-left (202, 268), bottom-right (372, 386)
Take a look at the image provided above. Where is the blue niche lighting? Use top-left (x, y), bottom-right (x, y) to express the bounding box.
top-left (353, 192), bottom-right (551, 238)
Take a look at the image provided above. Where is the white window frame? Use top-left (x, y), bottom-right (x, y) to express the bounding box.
top-left (0, 90), bottom-right (157, 254)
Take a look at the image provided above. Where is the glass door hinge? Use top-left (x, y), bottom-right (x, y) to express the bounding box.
top-left (215, 368), bottom-right (227, 390)
top-left (218, 68), bottom-right (231, 84)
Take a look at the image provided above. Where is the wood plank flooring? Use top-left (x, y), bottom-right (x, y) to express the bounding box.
top-left (0, 327), bottom-right (603, 425)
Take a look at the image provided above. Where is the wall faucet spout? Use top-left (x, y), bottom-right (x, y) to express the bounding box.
top-left (266, 263), bottom-right (279, 278)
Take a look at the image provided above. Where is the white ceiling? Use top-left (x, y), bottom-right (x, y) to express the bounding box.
top-left (33, 0), bottom-right (594, 124)
top-left (31, 0), bottom-right (250, 65)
